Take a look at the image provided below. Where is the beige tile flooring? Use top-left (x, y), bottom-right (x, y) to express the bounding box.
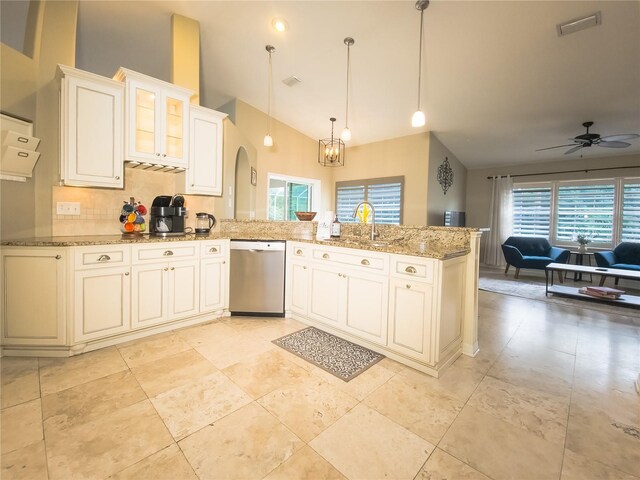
top-left (1, 291), bottom-right (639, 480)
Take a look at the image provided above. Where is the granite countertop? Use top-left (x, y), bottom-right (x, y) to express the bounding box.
top-left (2, 233), bottom-right (469, 260)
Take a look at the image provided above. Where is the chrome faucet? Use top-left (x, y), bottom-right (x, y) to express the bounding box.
top-left (353, 201), bottom-right (378, 240)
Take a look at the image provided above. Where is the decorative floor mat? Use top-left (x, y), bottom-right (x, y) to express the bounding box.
top-left (273, 327), bottom-right (384, 382)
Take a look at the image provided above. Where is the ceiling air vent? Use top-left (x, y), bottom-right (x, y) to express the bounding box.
top-left (557, 12), bottom-right (601, 37)
top-left (282, 75), bottom-right (301, 87)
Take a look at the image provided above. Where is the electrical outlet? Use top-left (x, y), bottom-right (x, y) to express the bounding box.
top-left (56, 202), bottom-right (81, 215)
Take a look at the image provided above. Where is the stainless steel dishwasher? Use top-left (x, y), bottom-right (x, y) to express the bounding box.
top-left (229, 240), bottom-right (286, 316)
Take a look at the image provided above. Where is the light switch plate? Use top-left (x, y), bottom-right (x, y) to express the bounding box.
top-left (56, 202), bottom-right (81, 215)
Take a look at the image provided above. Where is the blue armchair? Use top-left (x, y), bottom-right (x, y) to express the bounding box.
top-left (594, 242), bottom-right (640, 286)
top-left (501, 236), bottom-right (571, 279)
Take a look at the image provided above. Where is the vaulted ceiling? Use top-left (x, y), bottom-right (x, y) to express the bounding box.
top-left (76, 1), bottom-right (640, 168)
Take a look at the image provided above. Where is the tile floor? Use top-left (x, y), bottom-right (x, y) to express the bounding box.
top-left (1, 291), bottom-right (639, 480)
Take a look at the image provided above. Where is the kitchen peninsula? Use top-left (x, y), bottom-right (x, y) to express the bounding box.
top-left (1, 220), bottom-right (481, 377)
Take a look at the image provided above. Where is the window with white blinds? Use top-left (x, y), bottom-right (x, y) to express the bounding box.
top-left (622, 182), bottom-right (640, 242)
top-left (512, 186), bottom-right (551, 237)
top-left (335, 176), bottom-right (404, 224)
top-left (556, 183), bottom-right (615, 242)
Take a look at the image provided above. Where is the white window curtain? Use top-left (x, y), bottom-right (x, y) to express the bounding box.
top-left (483, 175), bottom-right (514, 266)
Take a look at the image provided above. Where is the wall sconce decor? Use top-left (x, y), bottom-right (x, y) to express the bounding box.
top-left (437, 157), bottom-right (453, 194)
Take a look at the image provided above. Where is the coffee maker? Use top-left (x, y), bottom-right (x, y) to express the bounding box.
top-left (149, 195), bottom-right (188, 237)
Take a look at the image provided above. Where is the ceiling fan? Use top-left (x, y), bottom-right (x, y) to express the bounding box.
top-left (536, 121), bottom-right (640, 155)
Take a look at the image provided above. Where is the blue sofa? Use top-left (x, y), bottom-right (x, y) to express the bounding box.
top-left (501, 236), bottom-right (571, 280)
top-left (594, 242), bottom-right (640, 286)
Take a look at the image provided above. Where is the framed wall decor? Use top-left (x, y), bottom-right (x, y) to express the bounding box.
top-left (251, 167), bottom-right (257, 186)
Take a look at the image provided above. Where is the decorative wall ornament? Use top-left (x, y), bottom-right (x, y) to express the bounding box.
top-left (437, 157), bottom-right (454, 194)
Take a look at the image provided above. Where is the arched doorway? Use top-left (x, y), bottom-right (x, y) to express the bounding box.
top-left (234, 146), bottom-right (251, 219)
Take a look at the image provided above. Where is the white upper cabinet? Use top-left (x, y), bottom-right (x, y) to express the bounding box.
top-left (185, 105), bottom-right (226, 196)
top-left (114, 68), bottom-right (193, 168)
top-left (58, 65), bottom-right (124, 188)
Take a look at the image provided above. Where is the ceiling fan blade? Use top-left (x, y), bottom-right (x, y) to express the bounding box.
top-left (599, 140), bottom-right (631, 148)
top-left (535, 144), bottom-right (577, 152)
top-left (565, 145), bottom-right (583, 155)
top-left (572, 138), bottom-right (591, 144)
top-left (599, 134), bottom-right (640, 142)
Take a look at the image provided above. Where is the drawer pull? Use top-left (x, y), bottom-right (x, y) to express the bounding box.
top-left (405, 266), bottom-right (417, 274)
top-left (338, 273), bottom-right (342, 277)
top-left (163, 250), bottom-right (174, 256)
top-left (18, 151), bottom-right (29, 157)
top-left (361, 259), bottom-right (370, 266)
top-left (222, 261), bottom-right (226, 264)
top-left (406, 284), bottom-right (411, 289)
top-left (170, 267), bottom-right (175, 271)
top-left (303, 266), bottom-right (307, 270)
top-left (18, 137), bottom-right (28, 143)
top-left (97, 254), bottom-right (111, 262)
top-left (296, 249), bottom-right (302, 255)
top-left (209, 247), bottom-right (218, 253)
top-left (322, 253), bottom-right (330, 259)
top-left (164, 267), bottom-right (168, 271)
top-left (55, 255), bottom-right (62, 260)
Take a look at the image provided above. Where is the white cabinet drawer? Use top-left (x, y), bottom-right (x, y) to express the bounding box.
top-left (312, 245), bottom-right (388, 273)
top-left (2, 130), bottom-right (40, 151)
top-left (200, 240), bottom-right (227, 258)
top-left (74, 245), bottom-right (130, 269)
top-left (289, 242), bottom-right (311, 258)
top-left (390, 255), bottom-right (435, 283)
top-left (132, 242), bottom-right (198, 264)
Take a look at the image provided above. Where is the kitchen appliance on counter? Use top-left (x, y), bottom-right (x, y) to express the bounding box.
top-left (229, 240), bottom-right (285, 316)
top-left (149, 195), bottom-right (188, 237)
top-left (195, 212), bottom-right (216, 235)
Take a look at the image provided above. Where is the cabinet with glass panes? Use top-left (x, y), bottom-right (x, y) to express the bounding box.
top-left (115, 68), bottom-right (193, 168)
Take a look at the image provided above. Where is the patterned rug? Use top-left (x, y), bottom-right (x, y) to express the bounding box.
top-left (273, 327), bottom-right (384, 382)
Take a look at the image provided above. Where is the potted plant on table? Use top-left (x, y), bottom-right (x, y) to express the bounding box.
top-left (573, 232), bottom-right (592, 254)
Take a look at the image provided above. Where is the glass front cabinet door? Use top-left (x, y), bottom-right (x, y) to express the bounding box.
top-left (115, 68), bottom-right (192, 168)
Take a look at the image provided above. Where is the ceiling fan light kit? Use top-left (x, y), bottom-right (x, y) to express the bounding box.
top-left (536, 121), bottom-right (640, 155)
top-left (412, 0), bottom-right (429, 128)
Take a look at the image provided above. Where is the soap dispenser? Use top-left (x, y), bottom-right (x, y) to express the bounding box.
top-left (330, 214), bottom-right (341, 238)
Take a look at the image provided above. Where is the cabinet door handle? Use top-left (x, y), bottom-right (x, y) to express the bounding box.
top-left (222, 261), bottom-right (226, 264)
top-left (338, 273), bottom-right (342, 277)
top-left (163, 250), bottom-right (174, 256)
top-left (164, 267), bottom-right (168, 271)
top-left (55, 255), bottom-right (62, 260)
top-left (18, 136), bottom-right (28, 143)
top-left (162, 154), bottom-right (167, 157)
top-left (405, 266), bottom-right (417, 274)
top-left (18, 151), bottom-right (29, 157)
top-left (125, 272), bottom-right (130, 276)
top-left (156, 153), bottom-right (161, 156)
top-left (170, 267), bottom-right (175, 271)
top-left (97, 254), bottom-right (111, 262)
top-left (322, 253), bottom-right (330, 259)
top-left (296, 249), bottom-right (302, 255)
top-left (406, 284), bottom-right (411, 289)
top-left (115, 176), bottom-right (120, 180)
top-left (209, 247), bottom-right (218, 253)
top-left (191, 184), bottom-right (195, 187)
top-left (361, 259), bottom-right (370, 266)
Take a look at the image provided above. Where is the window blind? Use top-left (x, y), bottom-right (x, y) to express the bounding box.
top-left (335, 177), bottom-right (403, 224)
top-left (622, 183), bottom-right (640, 242)
top-left (556, 184), bottom-right (615, 242)
top-left (512, 187), bottom-right (551, 237)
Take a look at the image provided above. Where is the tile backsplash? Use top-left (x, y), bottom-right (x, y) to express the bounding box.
top-left (52, 167), bottom-right (218, 236)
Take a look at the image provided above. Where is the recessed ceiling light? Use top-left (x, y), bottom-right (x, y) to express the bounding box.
top-left (272, 18), bottom-right (288, 32)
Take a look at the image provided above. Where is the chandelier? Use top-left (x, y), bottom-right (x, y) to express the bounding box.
top-left (318, 117), bottom-right (345, 167)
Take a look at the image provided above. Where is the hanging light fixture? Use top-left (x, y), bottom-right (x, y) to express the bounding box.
top-left (341, 37), bottom-right (355, 141)
top-left (411, 0), bottom-right (429, 128)
top-left (318, 117), bottom-right (345, 167)
top-left (264, 45), bottom-right (276, 147)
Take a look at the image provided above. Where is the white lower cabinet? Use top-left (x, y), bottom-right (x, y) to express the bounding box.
top-left (288, 261), bottom-right (309, 316)
top-left (1, 248), bottom-right (67, 346)
top-left (200, 258), bottom-right (227, 313)
top-left (131, 259), bottom-right (199, 329)
top-left (342, 268), bottom-right (388, 346)
top-left (74, 266), bottom-right (131, 342)
top-left (388, 277), bottom-right (433, 363)
top-left (308, 264), bottom-right (342, 326)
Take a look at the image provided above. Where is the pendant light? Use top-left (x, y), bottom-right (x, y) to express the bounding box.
top-left (411, 0), bottom-right (429, 128)
top-left (318, 117), bottom-right (345, 167)
top-left (264, 45), bottom-right (275, 147)
top-left (341, 37), bottom-right (355, 141)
